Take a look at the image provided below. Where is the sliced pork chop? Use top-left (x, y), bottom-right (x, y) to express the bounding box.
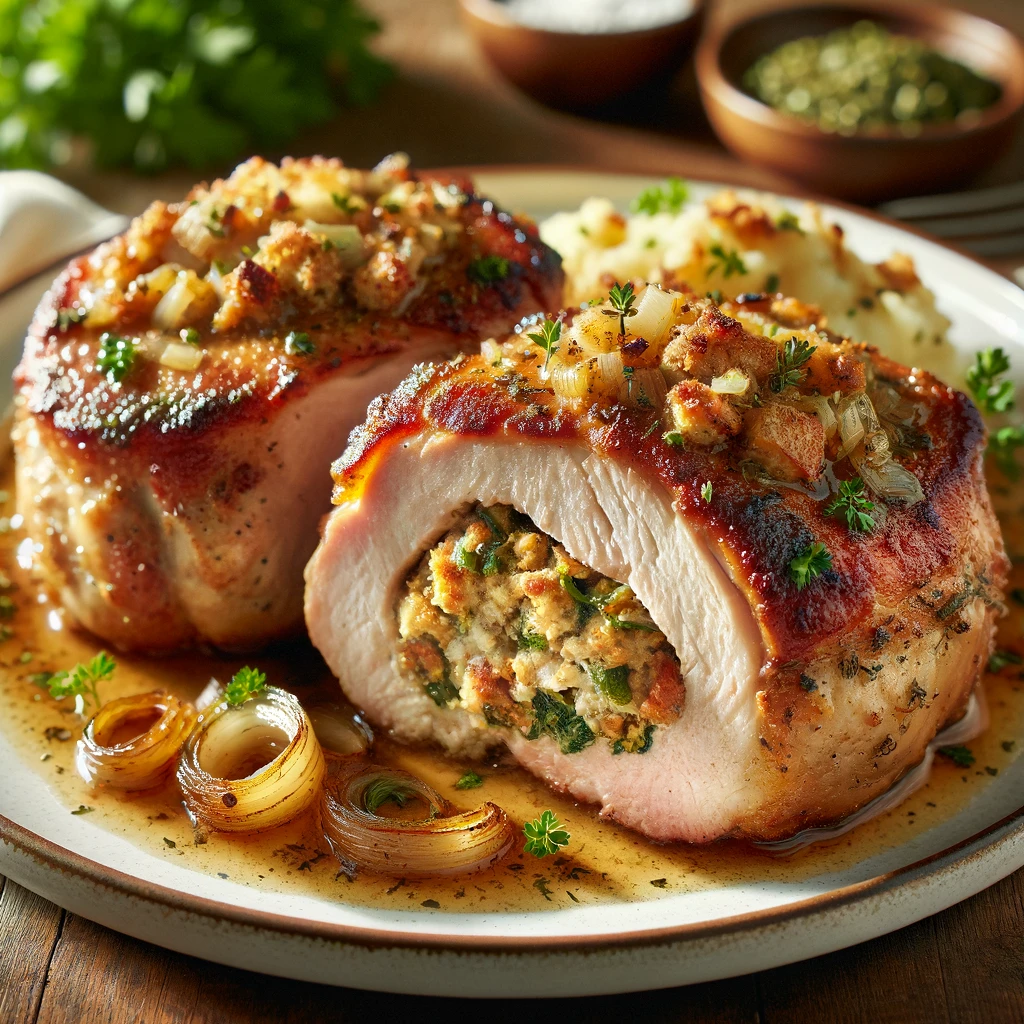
top-left (306, 288), bottom-right (1006, 843)
top-left (13, 155), bottom-right (562, 651)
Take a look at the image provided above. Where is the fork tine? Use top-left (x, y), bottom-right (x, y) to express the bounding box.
top-left (957, 233), bottom-right (1024, 257)
top-left (880, 181), bottom-right (1024, 220)
top-left (907, 206), bottom-right (1024, 239)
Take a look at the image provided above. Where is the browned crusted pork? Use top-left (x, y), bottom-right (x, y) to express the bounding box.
top-left (305, 286), bottom-right (1007, 842)
top-left (13, 155), bottom-right (563, 651)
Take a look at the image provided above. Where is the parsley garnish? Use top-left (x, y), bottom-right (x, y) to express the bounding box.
top-left (789, 542), bottom-right (833, 590)
top-left (224, 666), bottom-right (266, 705)
top-left (284, 331), bottom-right (315, 355)
top-left (775, 211), bottom-right (803, 233)
top-left (455, 771), bottom-right (484, 790)
top-left (700, 480), bottom-right (713, 503)
top-left (938, 745), bottom-right (975, 768)
top-left (770, 336), bottom-right (816, 392)
top-left (605, 281), bottom-right (637, 336)
top-left (663, 430), bottom-right (684, 447)
top-left (824, 477), bottom-right (876, 533)
top-left (467, 255), bottom-right (511, 286)
top-left (527, 319), bottom-right (561, 372)
top-left (96, 333), bottom-right (136, 382)
top-left (707, 244), bottom-right (747, 279)
top-left (765, 272), bottom-right (780, 294)
top-left (332, 192), bottom-right (357, 213)
top-left (48, 651), bottom-right (116, 715)
top-left (966, 348), bottom-right (1015, 414)
top-left (523, 810), bottom-right (570, 858)
top-left (631, 177), bottom-right (689, 215)
top-left (517, 625), bottom-right (548, 652)
top-left (180, 327), bottom-right (200, 346)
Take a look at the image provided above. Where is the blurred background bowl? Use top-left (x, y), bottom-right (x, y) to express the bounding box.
top-left (696, 0), bottom-right (1024, 202)
top-left (459, 0), bottom-right (705, 109)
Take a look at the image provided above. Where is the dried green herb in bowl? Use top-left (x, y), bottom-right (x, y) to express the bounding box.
top-left (743, 19), bottom-right (1000, 136)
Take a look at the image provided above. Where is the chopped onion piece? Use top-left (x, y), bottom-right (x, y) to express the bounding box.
top-left (571, 306), bottom-right (618, 356)
top-left (596, 351), bottom-right (625, 392)
top-left (835, 392), bottom-right (868, 461)
top-left (206, 264), bottom-right (226, 299)
top-left (551, 361), bottom-right (592, 401)
top-left (321, 762), bottom-right (514, 878)
top-left (76, 692), bottom-right (196, 790)
top-left (856, 457), bottom-right (925, 505)
top-left (629, 367), bottom-right (667, 409)
top-left (177, 686), bottom-right (325, 833)
top-left (796, 394), bottom-right (838, 438)
top-left (629, 284), bottom-right (676, 346)
top-left (159, 341), bottom-right (203, 372)
top-left (710, 368), bottom-right (751, 395)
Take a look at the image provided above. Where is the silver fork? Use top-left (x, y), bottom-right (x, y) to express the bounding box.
top-left (879, 181), bottom-right (1024, 259)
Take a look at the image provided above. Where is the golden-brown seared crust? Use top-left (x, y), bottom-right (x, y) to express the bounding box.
top-left (334, 300), bottom-right (1007, 674)
top-left (15, 156), bottom-right (563, 477)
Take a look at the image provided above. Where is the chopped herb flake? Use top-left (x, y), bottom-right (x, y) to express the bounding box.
top-left (523, 810), bottom-right (570, 858)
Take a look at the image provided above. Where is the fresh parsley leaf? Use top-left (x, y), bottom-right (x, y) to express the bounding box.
top-left (467, 255), bottom-right (511, 286)
top-left (789, 542), bottom-right (833, 590)
top-left (180, 327), bottom-right (201, 346)
top-left (605, 281), bottom-right (637, 336)
top-left (96, 333), bottom-right (136, 382)
top-left (706, 244), bottom-right (747, 279)
top-left (663, 430), bottom-right (684, 447)
top-left (224, 666), bottom-right (267, 706)
top-left (527, 319), bottom-right (561, 372)
top-left (770, 336), bottom-right (816, 392)
top-left (630, 177), bottom-right (689, 215)
top-left (824, 477), bottom-right (876, 533)
top-left (775, 211), bottom-right (803, 232)
top-left (455, 771), bottom-right (484, 790)
top-left (332, 192), bottom-right (357, 213)
top-left (0, 0), bottom-right (392, 172)
top-left (938, 745), bottom-right (975, 768)
top-left (284, 331), bottom-right (315, 355)
top-left (523, 809), bottom-right (570, 857)
top-left (967, 348), bottom-right (1015, 414)
top-left (700, 480), bottom-right (713, 503)
top-left (48, 651), bottom-right (116, 716)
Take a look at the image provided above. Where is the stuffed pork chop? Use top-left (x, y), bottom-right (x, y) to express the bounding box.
top-left (13, 155), bottom-right (562, 652)
top-left (306, 285), bottom-right (1007, 843)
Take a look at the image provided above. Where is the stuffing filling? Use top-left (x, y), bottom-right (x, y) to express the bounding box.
top-left (396, 504), bottom-right (685, 756)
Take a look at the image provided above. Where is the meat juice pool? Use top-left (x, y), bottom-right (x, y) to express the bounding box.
top-left (0, 461), bottom-right (1021, 914)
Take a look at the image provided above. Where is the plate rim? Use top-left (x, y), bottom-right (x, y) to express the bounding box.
top-left (1, 164), bottom-right (1021, 957)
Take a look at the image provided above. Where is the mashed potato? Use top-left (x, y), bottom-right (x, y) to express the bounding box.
top-left (541, 189), bottom-right (961, 385)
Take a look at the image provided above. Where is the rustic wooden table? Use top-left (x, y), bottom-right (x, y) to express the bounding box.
top-left (2, 0), bottom-right (1022, 1020)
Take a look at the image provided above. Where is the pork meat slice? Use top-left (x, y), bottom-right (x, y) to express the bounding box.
top-left (306, 289), bottom-right (1007, 843)
top-left (13, 155), bottom-right (562, 651)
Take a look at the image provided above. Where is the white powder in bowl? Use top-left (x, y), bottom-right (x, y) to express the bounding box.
top-left (497, 0), bottom-right (696, 34)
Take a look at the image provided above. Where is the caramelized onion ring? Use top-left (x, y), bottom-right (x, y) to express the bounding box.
top-left (321, 763), bottom-right (514, 877)
top-left (76, 692), bottom-right (197, 790)
top-left (177, 686), bottom-right (325, 832)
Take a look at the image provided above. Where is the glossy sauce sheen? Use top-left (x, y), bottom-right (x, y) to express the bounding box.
top-left (1, 460), bottom-right (1021, 914)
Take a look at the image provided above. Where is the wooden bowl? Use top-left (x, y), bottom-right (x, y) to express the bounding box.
top-left (459, 0), bottom-right (705, 109)
top-left (696, 0), bottom-right (1024, 202)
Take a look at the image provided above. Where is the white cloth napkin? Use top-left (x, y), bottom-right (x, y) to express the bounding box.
top-left (0, 171), bottom-right (127, 294)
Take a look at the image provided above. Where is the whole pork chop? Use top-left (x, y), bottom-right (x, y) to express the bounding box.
top-left (14, 154), bottom-right (562, 651)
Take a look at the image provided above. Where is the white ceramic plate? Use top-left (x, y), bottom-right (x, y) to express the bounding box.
top-left (0, 170), bottom-right (1022, 998)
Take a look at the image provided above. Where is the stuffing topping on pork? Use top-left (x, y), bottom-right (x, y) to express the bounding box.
top-left (306, 284), bottom-right (1007, 842)
top-left (14, 154), bottom-right (563, 651)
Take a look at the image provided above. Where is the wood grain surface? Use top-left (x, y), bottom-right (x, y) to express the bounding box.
top-left (2, 0), bottom-right (1023, 1019)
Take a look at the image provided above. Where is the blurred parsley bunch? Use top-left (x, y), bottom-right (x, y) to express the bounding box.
top-left (0, 0), bottom-right (392, 171)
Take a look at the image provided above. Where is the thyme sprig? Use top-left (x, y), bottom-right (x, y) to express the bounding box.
top-left (604, 281), bottom-right (637, 336)
top-left (770, 336), bottom-right (816, 393)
